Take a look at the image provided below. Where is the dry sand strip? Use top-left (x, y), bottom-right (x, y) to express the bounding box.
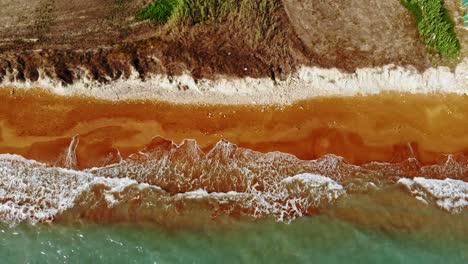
top-left (1, 59), bottom-right (467, 105)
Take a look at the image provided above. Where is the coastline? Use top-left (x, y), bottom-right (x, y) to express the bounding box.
top-left (0, 1), bottom-right (467, 261)
top-left (0, 59), bottom-right (467, 105)
top-left (1, 150), bottom-right (467, 225)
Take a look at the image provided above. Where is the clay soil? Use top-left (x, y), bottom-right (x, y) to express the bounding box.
top-left (0, 0), bottom-right (440, 86)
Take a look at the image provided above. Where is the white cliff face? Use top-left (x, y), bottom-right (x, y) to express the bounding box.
top-left (1, 59), bottom-right (467, 104)
top-left (293, 64), bottom-right (459, 95)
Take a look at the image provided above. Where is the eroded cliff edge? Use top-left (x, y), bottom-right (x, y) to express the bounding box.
top-left (0, 0), bottom-right (466, 97)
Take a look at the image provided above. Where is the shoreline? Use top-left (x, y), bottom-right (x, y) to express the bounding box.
top-left (0, 151), bottom-right (467, 225)
top-left (0, 59), bottom-right (467, 105)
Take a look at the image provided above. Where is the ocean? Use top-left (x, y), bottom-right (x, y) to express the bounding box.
top-left (1, 214), bottom-right (467, 264)
top-left (1, 155), bottom-right (467, 264)
top-left (0, 133), bottom-right (467, 263)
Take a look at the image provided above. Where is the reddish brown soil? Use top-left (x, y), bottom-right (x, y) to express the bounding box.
top-left (0, 0), bottom-right (439, 86)
top-left (0, 0), bottom-right (307, 85)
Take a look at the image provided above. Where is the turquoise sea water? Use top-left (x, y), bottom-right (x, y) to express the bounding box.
top-left (1, 215), bottom-right (467, 264)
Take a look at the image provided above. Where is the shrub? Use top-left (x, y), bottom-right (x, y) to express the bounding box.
top-left (171, 0), bottom-right (237, 25)
top-left (137, 0), bottom-right (178, 24)
top-left (173, 0), bottom-right (278, 37)
top-left (401, 0), bottom-right (461, 59)
top-left (137, 0), bottom-right (279, 40)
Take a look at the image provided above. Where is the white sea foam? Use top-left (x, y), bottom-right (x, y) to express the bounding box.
top-left (178, 189), bottom-right (245, 199)
top-left (86, 139), bottom-right (356, 221)
top-left (281, 173), bottom-right (345, 198)
top-left (173, 173), bottom-right (346, 222)
top-left (0, 153), bottom-right (348, 224)
top-left (1, 59), bottom-right (467, 104)
top-left (274, 173), bottom-right (346, 220)
top-left (92, 177), bottom-right (155, 207)
top-left (1, 151), bottom-right (466, 225)
top-left (398, 177), bottom-right (468, 213)
top-left (0, 154), bottom-right (94, 224)
top-left (0, 154), bottom-right (160, 224)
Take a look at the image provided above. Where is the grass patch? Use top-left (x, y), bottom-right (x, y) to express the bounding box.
top-left (137, 0), bottom-right (178, 24)
top-left (401, 0), bottom-right (461, 59)
top-left (137, 0), bottom-right (279, 39)
top-left (171, 0), bottom-right (238, 25)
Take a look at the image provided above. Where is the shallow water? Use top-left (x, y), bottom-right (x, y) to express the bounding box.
top-left (1, 158), bottom-right (467, 263)
top-left (1, 90), bottom-right (468, 168)
top-left (1, 215), bottom-right (467, 264)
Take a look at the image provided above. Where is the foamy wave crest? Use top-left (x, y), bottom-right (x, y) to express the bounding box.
top-left (275, 174), bottom-right (345, 220)
top-left (0, 154), bottom-right (162, 224)
top-left (398, 177), bottom-right (468, 213)
top-left (81, 138), bottom-right (467, 219)
top-left (172, 173), bottom-right (346, 222)
top-left (86, 138), bottom-right (365, 192)
top-left (0, 154), bottom-right (94, 224)
top-left (1, 137), bottom-right (468, 225)
top-left (0, 153), bottom-right (348, 225)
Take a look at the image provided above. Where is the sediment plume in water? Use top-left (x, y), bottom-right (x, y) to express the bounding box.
top-left (0, 89), bottom-right (466, 227)
top-left (1, 89), bottom-right (468, 168)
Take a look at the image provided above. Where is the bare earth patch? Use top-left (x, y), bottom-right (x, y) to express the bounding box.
top-left (0, 0), bottom-right (464, 86)
top-left (0, 0), bottom-right (150, 50)
top-left (282, 0), bottom-right (431, 70)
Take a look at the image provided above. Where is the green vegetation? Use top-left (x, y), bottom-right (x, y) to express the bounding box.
top-left (400, 0), bottom-right (461, 59)
top-left (171, 0), bottom-right (238, 24)
top-left (136, 0), bottom-right (178, 24)
top-left (137, 0), bottom-right (279, 38)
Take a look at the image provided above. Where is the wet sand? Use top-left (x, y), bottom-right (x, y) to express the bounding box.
top-left (0, 88), bottom-right (467, 169)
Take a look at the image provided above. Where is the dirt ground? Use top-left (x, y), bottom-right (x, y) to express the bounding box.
top-left (0, 0), bottom-right (306, 84)
top-left (0, 0), bottom-right (462, 85)
top-left (282, 0), bottom-right (431, 70)
top-left (0, 0), bottom-right (152, 50)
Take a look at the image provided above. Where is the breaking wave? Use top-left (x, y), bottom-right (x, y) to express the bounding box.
top-left (0, 137), bottom-right (467, 225)
top-left (398, 177), bottom-right (468, 213)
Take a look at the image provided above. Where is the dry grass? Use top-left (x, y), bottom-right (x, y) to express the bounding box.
top-left (138, 0), bottom-right (282, 42)
top-left (143, 0), bottom-right (308, 79)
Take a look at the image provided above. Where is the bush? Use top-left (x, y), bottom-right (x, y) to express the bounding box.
top-left (401, 0), bottom-right (461, 59)
top-left (172, 0), bottom-right (278, 37)
top-left (137, 0), bottom-right (178, 23)
top-left (171, 0), bottom-right (237, 25)
top-left (137, 0), bottom-right (279, 39)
